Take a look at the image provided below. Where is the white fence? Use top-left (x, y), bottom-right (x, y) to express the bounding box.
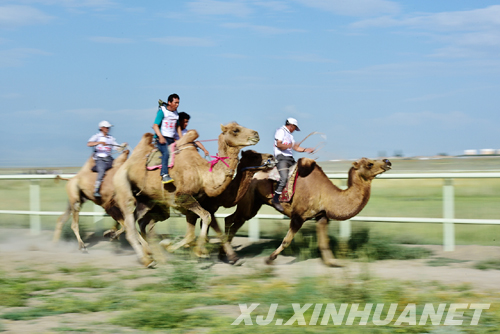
top-left (1, 172), bottom-right (500, 252)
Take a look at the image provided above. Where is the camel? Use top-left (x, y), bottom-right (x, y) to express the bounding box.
top-left (162, 149), bottom-right (275, 258)
top-left (113, 122), bottom-right (260, 267)
top-left (223, 157), bottom-right (392, 266)
top-left (53, 149), bottom-right (129, 250)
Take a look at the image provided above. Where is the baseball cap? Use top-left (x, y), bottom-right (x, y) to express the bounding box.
top-left (286, 118), bottom-right (300, 131)
top-left (99, 120), bottom-right (113, 128)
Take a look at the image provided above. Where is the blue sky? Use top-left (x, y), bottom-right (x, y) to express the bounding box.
top-left (1, 0), bottom-right (500, 167)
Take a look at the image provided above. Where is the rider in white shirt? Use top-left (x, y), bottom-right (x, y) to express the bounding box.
top-left (272, 118), bottom-right (313, 212)
top-left (87, 120), bottom-right (124, 198)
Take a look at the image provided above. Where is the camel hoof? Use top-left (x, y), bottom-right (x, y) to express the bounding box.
top-left (194, 246), bottom-right (210, 258)
top-left (227, 255), bottom-right (239, 265)
top-left (146, 260), bottom-right (157, 269)
top-left (159, 239), bottom-right (172, 249)
top-left (265, 257), bottom-right (275, 265)
top-left (233, 258), bottom-right (245, 266)
top-left (103, 229), bottom-right (117, 239)
top-left (325, 261), bottom-right (343, 268)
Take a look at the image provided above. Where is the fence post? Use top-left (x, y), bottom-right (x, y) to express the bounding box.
top-left (443, 178), bottom-right (455, 251)
top-left (94, 203), bottom-right (104, 233)
top-left (339, 220), bottom-right (351, 240)
top-left (29, 180), bottom-right (41, 235)
top-left (248, 217), bottom-right (260, 242)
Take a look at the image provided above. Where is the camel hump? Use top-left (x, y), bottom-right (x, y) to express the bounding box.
top-left (142, 133), bottom-right (154, 143)
top-left (177, 129), bottom-right (199, 146)
top-left (297, 158), bottom-right (317, 177)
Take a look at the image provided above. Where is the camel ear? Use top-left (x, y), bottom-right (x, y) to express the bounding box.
top-left (297, 158), bottom-right (316, 177)
top-left (352, 161), bottom-right (360, 169)
top-left (220, 124), bottom-right (226, 132)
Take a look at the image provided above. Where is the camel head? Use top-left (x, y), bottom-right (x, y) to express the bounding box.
top-left (238, 150), bottom-right (276, 172)
top-left (351, 158), bottom-right (392, 180)
top-left (220, 122), bottom-right (259, 148)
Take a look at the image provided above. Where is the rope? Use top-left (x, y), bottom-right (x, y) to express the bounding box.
top-left (241, 158), bottom-right (276, 171)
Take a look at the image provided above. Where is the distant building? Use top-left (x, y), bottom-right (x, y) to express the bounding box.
top-left (464, 149), bottom-right (477, 155)
top-left (480, 149), bottom-right (496, 155)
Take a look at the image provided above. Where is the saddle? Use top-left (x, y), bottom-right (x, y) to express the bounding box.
top-left (268, 164), bottom-right (299, 202)
top-left (146, 143), bottom-right (176, 170)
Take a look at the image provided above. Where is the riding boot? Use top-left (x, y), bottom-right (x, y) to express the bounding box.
top-left (93, 181), bottom-right (101, 198)
top-left (272, 192), bottom-right (284, 213)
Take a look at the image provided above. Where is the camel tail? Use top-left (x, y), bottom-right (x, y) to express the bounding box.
top-left (55, 175), bottom-right (71, 184)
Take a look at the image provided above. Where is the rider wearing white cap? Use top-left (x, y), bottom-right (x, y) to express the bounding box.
top-left (272, 117), bottom-right (314, 212)
top-left (87, 120), bottom-right (124, 197)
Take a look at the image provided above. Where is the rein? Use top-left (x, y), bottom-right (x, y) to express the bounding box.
top-left (241, 158), bottom-right (276, 171)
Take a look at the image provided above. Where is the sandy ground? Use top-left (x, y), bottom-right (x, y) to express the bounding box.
top-left (0, 228), bottom-right (499, 333)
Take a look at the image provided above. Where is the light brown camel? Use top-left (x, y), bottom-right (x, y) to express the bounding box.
top-left (53, 149), bottom-right (129, 251)
top-left (223, 157), bottom-right (392, 266)
top-left (162, 149), bottom-right (275, 259)
top-left (113, 122), bottom-right (259, 267)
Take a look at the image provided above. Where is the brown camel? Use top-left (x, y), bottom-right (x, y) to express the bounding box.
top-left (223, 157), bottom-right (392, 266)
top-left (113, 122), bottom-right (260, 267)
top-left (53, 149), bottom-right (129, 251)
top-left (162, 149), bottom-right (275, 258)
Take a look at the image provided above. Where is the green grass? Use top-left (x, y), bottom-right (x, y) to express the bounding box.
top-left (474, 259), bottom-right (500, 270)
top-left (0, 238), bottom-right (499, 333)
top-left (426, 257), bottom-right (470, 267)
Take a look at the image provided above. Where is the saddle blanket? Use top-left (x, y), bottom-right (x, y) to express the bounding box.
top-left (267, 164), bottom-right (298, 203)
top-left (146, 142), bottom-right (176, 170)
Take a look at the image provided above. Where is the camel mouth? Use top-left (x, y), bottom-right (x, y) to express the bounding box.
top-left (248, 137), bottom-right (260, 145)
top-left (382, 159), bottom-right (392, 171)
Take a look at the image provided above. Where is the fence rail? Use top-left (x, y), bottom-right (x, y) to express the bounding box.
top-left (1, 172), bottom-right (500, 251)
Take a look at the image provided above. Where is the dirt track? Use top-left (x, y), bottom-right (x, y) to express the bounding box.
top-left (0, 228), bottom-right (499, 333)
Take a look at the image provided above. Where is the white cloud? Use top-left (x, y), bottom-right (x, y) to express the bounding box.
top-left (352, 5), bottom-right (500, 31)
top-left (88, 36), bottom-right (134, 44)
top-left (149, 36), bottom-right (215, 47)
top-left (187, 0), bottom-right (252, 17)
top-left (253, 1), bottom-right (290, 12)
top-left (221, 22), bottom-right (305, 34)
top-left (0, 48), bottom-right (50, 67)
top-left (0, 5), bottom-right (53, 28)
top-left (293, 0), bottom-right (400, 17)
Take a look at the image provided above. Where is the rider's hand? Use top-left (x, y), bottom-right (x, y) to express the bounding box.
top-left (158, 136), bottom-right (166, 144)
top-left (304, 148), bottom-right (314, 154)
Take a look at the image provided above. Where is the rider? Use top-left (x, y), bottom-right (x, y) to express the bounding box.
top-left (87, 120), bottom-right (125, 197)
top-left (175, 112), bottom-right (210, 157)
top-left (272, 117), bottom-right (313, 212)
top-left (152, 93), bottom-right (181, 184)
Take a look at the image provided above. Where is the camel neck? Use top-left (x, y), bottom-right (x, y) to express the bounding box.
top-left (325, 168), bottom-right (372, 220)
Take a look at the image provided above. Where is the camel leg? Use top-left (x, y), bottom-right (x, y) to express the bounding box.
top-left (165, 211), bottom-right (197, 252)
top-left (53, 202), bottom-right (71, 243)
top-left (316, 216), bottom-right (341, 267)
top-left (208, 213), bottom-right (238, 264)
top-left (266, 215), bottom-right (304, 264)
top-left (176, 195), bottom-right (212, 258)
top-left (138, 216), bottom-right (166, 265)
top-left (69, 203), bottom-right (87, 252)
top-left (114, 169), bottom-right (155, 267)
top-left (103, 220), bottom-right (124, 240)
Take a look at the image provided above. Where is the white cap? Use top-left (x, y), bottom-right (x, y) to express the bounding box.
top-left (99, 120), bottom-right (112, 128)
top-left (286, 117), bottom-right (300, 131)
